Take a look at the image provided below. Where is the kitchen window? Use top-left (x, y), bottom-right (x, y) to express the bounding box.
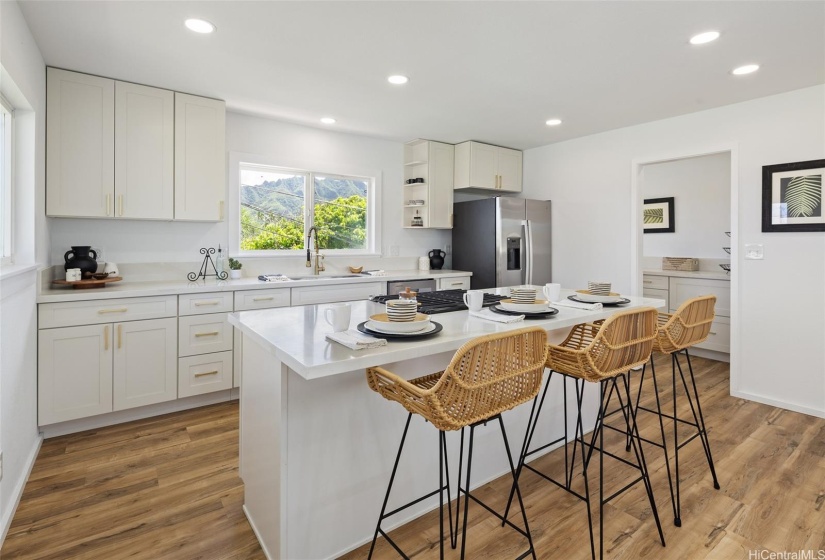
top-left (0, 95), bottom-right (13, 265)
top-left (233, 160), bottom-right (378, 256)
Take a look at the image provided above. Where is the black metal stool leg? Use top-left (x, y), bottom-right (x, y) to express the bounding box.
top-left (459, 424), bottom-right (475, 560)
top-left (574, 379), bottom-right (596, 560)
top-left (649, 356), bottom-right (678, 525)
top-left (679, 350), bottom-right (721, 490)
top-left (672, 353), bottom-right (682, 527)
top-left (441, 431), bottom-right (456, 549)
top-left (452, 427), bottom-right (465, 549)
top-left (497, 416), bottom-right (537, 560)
top-left (369, 413), bottom-right (413, 560)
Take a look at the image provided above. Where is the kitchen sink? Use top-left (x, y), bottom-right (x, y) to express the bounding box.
top-left (288, 274), bottom-right (365, 280)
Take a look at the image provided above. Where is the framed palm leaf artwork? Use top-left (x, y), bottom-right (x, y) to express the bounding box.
top-left (643, 197), bottom-right (675, 233)
top-left (762, 159), bottom-right (825, 232)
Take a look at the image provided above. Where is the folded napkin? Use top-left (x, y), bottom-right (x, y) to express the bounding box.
top-left (364, 270), bottom-right (387, 277)
top-left (470, 308), bottom-right (524, 323)
top-left (258, 274), bottom-right (291, 282)
top-left (326, 330), bottom-right (388, 350)
top-left (552, 300), bottom-right (603, 311)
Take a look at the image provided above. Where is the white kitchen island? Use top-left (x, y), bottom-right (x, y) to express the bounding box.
top-left (228, 289), bottom-right (665, 560)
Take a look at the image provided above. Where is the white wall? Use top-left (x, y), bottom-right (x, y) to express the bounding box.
top-left (0, 0), bottom-right (47, 543)
top-left (642, 152), bottom-right (731, 259)
top-left (523, 85), bottom-right (825, 418)
top-left (49, 112), bottom-right (451, 265)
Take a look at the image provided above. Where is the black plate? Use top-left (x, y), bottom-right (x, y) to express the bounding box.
top-left (357, 321), bottom-right (443, 340)
top-left (567, 295), bottom-right (631, 307)
top-left (489, 304), bottom-right (559, 319)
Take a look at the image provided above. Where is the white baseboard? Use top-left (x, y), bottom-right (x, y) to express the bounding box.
top-left (243, 505), bottom-right (274, 560)
top-left (730, 390), bottom-right (825, 419)
top-left (40, 391), bottom-right (240, 438)
top-left (0, 434), bottom-right (43, 547)
top-left (689, 347), bottom-right (730, 363)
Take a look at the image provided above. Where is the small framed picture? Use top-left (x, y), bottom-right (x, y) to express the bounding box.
top-left (643, 197), bottom-right (675, 234)
top-left (762, 159), bottom-right (825, 232)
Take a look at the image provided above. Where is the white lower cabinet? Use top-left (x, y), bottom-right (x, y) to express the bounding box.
top-left (39, 324), bottom-right (114, 425)
top-left (38, 316), bottom-right (178, 424)
top-left (437, 276), bottom-right (471, 291)
top-left (291, 282), bottom-right (384, 306)
top-left (179, 351), bottom-right (233, 398)
top-left (113, 318), bottom-right (177, 411)
top-left (179, 313), bottom-right (233, 357)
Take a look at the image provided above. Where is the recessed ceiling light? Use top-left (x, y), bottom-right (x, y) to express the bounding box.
top-left (184, 19), bottom-right (216, 34)
top-left (732, 64), bottom-right (760, 75)
top-left (387, 75), bottom-right (409, 85)
top-left (320, 117), bottom-right (336, 125)
top-left (545, 119), bottom-right (562, 126)
top-left (690, 31), bottom-right (720, 45)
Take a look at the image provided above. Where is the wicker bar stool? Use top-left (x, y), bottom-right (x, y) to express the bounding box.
top-left (504, 307), bottom-right (666, 560)
top-left (625, 294), bottom-right (721, 528)
top-left (365, 327), bottom-right (548, 560)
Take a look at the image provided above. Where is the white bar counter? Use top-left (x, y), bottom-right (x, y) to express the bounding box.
top-left (229, 289), bottom-right (665, 559)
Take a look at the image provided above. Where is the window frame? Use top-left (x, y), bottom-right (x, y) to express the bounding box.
top-left (0, 94), bottom-right (13, 265)
top-left (229, 152), bottom-right (381, 258)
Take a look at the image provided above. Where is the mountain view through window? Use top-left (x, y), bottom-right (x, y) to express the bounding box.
top-left (240, 165), bottom-right (368, 251)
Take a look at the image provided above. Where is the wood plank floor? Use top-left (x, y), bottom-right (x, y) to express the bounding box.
top-left (3, 354), bottom-right (824, 559)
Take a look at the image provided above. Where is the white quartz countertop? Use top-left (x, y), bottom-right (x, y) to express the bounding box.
top-left (229, 288), bottom-right (666, 380)
top-left (643, 269), bottom-right (731, 281)
top-left (37, 269), bottom-right (471, 303)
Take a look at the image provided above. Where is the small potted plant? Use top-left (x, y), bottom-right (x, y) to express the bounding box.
top-left (228, 257), bottom-right (243, 279)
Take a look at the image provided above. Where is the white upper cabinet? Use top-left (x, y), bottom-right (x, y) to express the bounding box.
top-left (174, 93), bottom-right (226, 221)
top-left (115, 81), bottom-right (174, 220)
top-left (454, 141), bottom-right (523, 193)
top-left (46, 68), bottom-right (115, 218)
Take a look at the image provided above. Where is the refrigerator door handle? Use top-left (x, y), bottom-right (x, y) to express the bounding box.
top-left (525, 219), bottom-right (534, 285)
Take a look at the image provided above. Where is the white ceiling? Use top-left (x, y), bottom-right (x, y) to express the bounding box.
top-left (18, 1), bottom-right (825, 150)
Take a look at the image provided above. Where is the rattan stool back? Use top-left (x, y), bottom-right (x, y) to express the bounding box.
top-left (654, 295), bottom-right (716, 354)
top-left (366, 327), bottom-right (548, 432)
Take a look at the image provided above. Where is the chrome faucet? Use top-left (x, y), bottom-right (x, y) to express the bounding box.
top-left (306, 226), bottom-right (325, 275)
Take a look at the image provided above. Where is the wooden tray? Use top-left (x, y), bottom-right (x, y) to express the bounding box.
top-left (52, 276), bottom-right (123, 289)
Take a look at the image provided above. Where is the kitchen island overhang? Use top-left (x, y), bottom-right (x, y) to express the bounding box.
top-left (229, 290), bottom-right (665, 560)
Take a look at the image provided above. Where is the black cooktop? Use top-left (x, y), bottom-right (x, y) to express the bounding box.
top-left (370, 289), bottom-right (506, 315)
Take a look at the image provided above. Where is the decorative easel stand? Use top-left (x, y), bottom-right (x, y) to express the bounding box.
top-left (188, 248), bottom-right (228, 281)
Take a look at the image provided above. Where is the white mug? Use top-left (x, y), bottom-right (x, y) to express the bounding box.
top-left (463, 291), bottom-right (484, 312)
top-left (543, 283), bottom-right (561, 303)
top-left (324, 303), bottom-right (351, 333)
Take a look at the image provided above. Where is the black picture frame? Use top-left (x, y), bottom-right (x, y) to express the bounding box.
top-left (643, 197), bottom-right (675, 234)
top-left (762, 159), bottom-right (825, 232)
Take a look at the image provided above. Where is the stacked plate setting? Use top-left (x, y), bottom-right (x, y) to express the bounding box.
top-left (575, 290), bottom-right (625, 304)
top-left (509, 287), bottom-right (538, 304)
top-left (367, 312), bottom-right (432, 334)
top-left (386, 299), bottom-right (418, 322)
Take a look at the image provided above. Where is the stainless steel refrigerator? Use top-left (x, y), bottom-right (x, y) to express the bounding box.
top-left (452, 197), bottom-right (551, 289)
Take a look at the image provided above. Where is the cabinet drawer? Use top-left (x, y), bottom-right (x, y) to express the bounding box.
top-left (642, 275), bottom-right (668, 290)
top-left (669, 278), bottom-right (730, 317)
top-left (178, 351), bottom-right (233, 398)
top-left (643, 288), bottom-right (669, 311)
top-left (178, 292), bottom-right (233, 315)
top-left (178, 313), bottom-right (233, 357)
top-left (39, 295), bottom-right (177, 329)
top-left (234, 288), bottom-right (291, 311)
top-left (694, 316), bottom-right (730, 353)
top-left (438, 277), bottom-right (471, 291)
top-left (291, 282), bottom-right (384, 306)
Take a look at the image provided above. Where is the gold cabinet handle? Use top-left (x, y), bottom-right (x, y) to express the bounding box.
top-left (643, 280), bottom-right (653, 284)
top-left (104, 325), bottom-right (109, 351)
top-left (709, 331), bottom-right (717, 336)
top-left (450, 282), bottom-right (463, 286)
top-left (98, 308), bottom-right (128, 314)
top-left (118, 194), bottom-right (123, 217)
top-left (219, 200), bottom-right (225, 220)
top-left (253, 296), bottom-right (275, 302)
top-left (194, 301), bottom-right (220, 307)
top-left (106, 194), bottom-right (111, 216)
top-left (195, 331), bottom-right (220, 337)
top-left (117, 324), bottom-right (122, 349)
top-left (194, 370), bottom-right (219, 378)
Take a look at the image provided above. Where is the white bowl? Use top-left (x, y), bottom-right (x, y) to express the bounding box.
top-left (368, 313), bottom-right (431, 333)
top-left (575, 290), bottom-right (624, 303)
top-left (499, 299), bottom-right (551, 313)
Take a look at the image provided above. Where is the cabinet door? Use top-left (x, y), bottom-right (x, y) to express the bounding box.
top-left (46, 68), bottom-right (115, 218)
top-left (38, 324), bottom-right (113, 425)
top-left (179, 351), bottom-right (233, 398)
top-left (113, 318), bottom-right (177, 411)
top-left (115, 81), bottom-right (174, 220)
top-left (469, 142), bottom-right (498, 190)
top-left (497, 147), bottom-right (523, 192)
top-left (178, 313), bottom-right (233, 357)
top-left (428, 141), bottom-right (454, 228)
top-left (437, 276), bottom-right (470, 291)
top-left (174, 93), bottom-right (226, 221)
